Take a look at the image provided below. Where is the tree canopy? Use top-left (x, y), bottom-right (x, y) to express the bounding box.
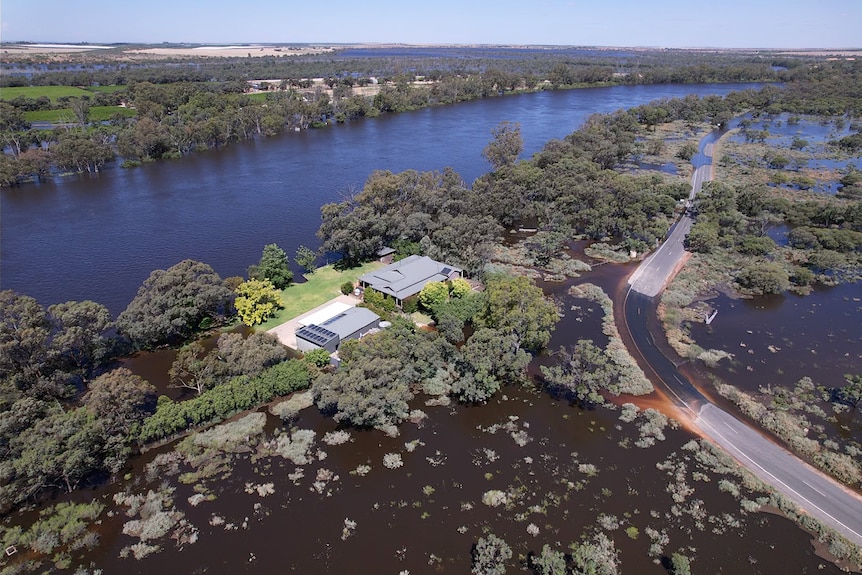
top-left (117, 259), bottom-right (234, 349)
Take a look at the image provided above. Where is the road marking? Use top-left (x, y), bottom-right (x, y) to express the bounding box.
top-left (803, 481), bottom-right (827, 497)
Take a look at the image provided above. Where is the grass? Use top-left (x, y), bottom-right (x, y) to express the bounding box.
top-left (1, 85), bottom-right (93, 100)
top-left (256, 261), bottom-right (383, 331)
top-left (24, 106), bottom-right (136, 123)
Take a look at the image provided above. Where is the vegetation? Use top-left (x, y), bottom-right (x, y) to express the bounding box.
top-left (117, 259), bottom-right (235, 349)
top-left (234, 278), bottom-right (284, 326)
top-left (141, 359), bottom-right (312, 443)
top-left (248, 243), bottom-right (293, 289)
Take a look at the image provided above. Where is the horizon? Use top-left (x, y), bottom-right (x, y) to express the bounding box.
top-left (2, 0), bottom-right (861, 50)
top-left (2, 41), bottom-right (861, 52)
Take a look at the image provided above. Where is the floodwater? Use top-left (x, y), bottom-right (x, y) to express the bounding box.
top-left (688, 283), bottom-right (862, 396)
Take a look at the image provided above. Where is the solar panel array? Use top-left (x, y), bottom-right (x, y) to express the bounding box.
top-left (296, 324), bottom-right (339, 347)
top-left (441, 267), bottom-right (452, 275)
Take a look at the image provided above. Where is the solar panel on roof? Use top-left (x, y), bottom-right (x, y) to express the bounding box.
top-left (441, 267), bottom-right (452, 275)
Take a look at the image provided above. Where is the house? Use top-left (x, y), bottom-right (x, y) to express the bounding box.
top-left (358, 255), bottom-right (462, 307)
top-left (295, 307), bottom-right (380, 353)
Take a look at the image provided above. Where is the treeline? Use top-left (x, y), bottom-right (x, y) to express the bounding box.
top-left (2, 57), bottom-right (859, 187)
top-left (1, 46), bottom-right (791, 88)
top-left (687, 181), bottom-right (862, 292)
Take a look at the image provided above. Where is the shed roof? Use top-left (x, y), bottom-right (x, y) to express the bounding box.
top-left (320, 307), bottom-right (380, 338)
top-left (298, 301), bottom-right (353, 327)
top-left (295, 324), bottom-right (339, 349)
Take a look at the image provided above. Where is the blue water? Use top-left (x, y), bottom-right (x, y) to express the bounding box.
top-left (1, 83), bottom-right (764, 314)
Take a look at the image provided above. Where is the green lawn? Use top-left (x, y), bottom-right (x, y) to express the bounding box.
top-left (256, 261), bottom-right (383, 331)
top-left (0, 85), bottom-right (93, 101)
top-left (24, 106), bottom-right (135, 123)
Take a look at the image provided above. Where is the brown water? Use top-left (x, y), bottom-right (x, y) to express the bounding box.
top-left (7, 275), bottom-right (852, 574)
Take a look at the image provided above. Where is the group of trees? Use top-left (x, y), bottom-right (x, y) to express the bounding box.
top-left (312, 273), bottom-right (558, 428)
top-left (6, 48), bottom-right (850, 187)
top-left (686, 181), bottom-right (861, 293)
top-left (0, 290), bottom-right (156, 511)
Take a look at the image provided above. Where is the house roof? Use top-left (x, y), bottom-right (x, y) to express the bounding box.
top-left (319, 307), bottom-right (380, 338)
top-left (376, 246), bottom-right (396, 257)
top-left (358, 255), bottom-right (462, 301)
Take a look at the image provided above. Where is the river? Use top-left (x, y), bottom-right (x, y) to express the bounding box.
top-left (1, 83), bottom-right (763, 315)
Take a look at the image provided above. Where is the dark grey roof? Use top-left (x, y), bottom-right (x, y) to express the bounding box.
top-left (295, 324), bottom-right (339, 348)
top-left (320, 307), bottom-right (379, 338)
top-left (377, 246), bottom-right (396, 256)
top-left (358, 255), bottom-right (462, 300)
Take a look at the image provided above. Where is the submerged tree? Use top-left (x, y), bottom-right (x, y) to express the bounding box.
top-left (483, 121), bottom-right (523, 170)
top-left (472, 533), bottom-right (512, 575)
top-left (117, 259), bottom-right (235, 349)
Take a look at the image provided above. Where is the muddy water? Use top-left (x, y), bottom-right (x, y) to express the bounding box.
top-left (90, 384), bottom-right (843, 575)
top-left (688, 283), bottom-right (862, 396)
top-left (30, 276), bottom-right (841, 574)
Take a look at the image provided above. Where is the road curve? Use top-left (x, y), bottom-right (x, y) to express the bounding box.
top-left (620, 127), bottom-right (862, 546)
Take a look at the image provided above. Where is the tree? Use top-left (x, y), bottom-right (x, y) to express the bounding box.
top-left (312, 331), bottom-right (413, 428)
top-left (478, 274), bottom-right (558, 351)
top-left (47, 300), bottom-right (113, 380)
top-left (169, 341), bottom-right (220, 395)
top-left (234, 279), bottom-right (284, 326)
top-left (837, 374), bottom-right (862, 411)
top-left (117, 259), bottom-right (235, 349)
top-left (540, 340), bottom-right (615, 407)
top-left (418, 281), bottom-right (450, 312)
top-left (70, 97), bottom-right (91, 126)
top-left (571, 532), bottom-right (619, 575)
top-left (735, 262), bottom-right (790, 295)
top-left (248, 243), bottom-right (293, 289)
top-left (532, 545), bottom-right (567, 575)
top-left (472, 533), bottom-right (512, 575)
top-left (83, 368), bottom-right (156, 434)
top-left (677, 142), bottom-right (698, 161)
top-left (0, 290), bottom-right (52, 391)
top-left (295, 245), bottom-right (318, 274)
top-left (483, 121), bottom-right (523, 170)
top-left (670, 552), bottom-right (692, 575)
top-left (454, 328), bottom-right (529, 403)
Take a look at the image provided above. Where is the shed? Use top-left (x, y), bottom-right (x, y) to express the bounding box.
top-left (377, 246), bottom-right (396, 265)
top-left (295, 307), bottom-right (380, 353)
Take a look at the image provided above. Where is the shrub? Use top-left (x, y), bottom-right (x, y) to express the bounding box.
top-left (340, 281), bottom-right (354, 295)
top-left (139, 360), bottom-right (312, 443)
top-left (401, 294), bottom-right (419, 314)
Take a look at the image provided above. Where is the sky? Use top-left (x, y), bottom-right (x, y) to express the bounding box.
top-left (1, 0), bottom-right (860, 49)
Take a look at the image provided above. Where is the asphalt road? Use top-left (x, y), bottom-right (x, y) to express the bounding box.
top-left (621, 130), bottom-right (862, 546)
top-left (697, 404), bottom-right (862, 545)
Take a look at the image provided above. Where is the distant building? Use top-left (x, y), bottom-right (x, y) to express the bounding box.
top-left (295, 307), bottom-right (380, 353)
top-left (358, 255), bottom-right (462, 307)
top-left (376, 246), bottom-right (396, 265)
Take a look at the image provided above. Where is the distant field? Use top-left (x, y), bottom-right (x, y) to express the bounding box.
top-left (0, 85), bottom-right (127, 101)
top-left (24, 106), bottom-right (135, 123)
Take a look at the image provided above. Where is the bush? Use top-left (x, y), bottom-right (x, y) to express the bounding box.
top-left (340, 281), bottom-right (354, 295)
top-left (139, 359), bottom-right (312, 443)
top-left (401, 294), bottom-right (419, 314)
